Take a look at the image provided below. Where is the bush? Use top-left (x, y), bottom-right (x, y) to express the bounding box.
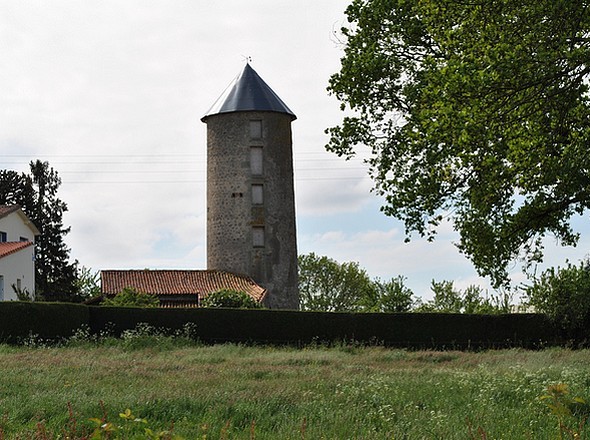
top-left (102, 287), bottom-right (160, 308)
top-left (0, 302), bottom-right (89, 343)
top-left (416, 280), bottom-right (511, 314)
top-left (360, 276), bottom-right (417, 313)
top-left (524, 260), bottom-right (590, 339)
top-left (201, 289), bottom-right (261, 309)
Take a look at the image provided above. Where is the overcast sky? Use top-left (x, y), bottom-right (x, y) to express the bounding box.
top-left (2, 1), bottom-right (589, 301)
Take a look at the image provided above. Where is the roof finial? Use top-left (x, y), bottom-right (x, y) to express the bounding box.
top-left (241, 55), bottom-right (252, 64)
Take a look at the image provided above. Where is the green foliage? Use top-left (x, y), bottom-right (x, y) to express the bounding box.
top-left (540, 383), bottom-right (590, 439)
top-left (360, 276), bottom-right (416, 313)
top-left (327, 0), bottom-right (590, 287)
top-left (298, 253), bottom-right (376, 312)
top-left (74, 266), bottom-right (101, 300)
top-left (0, 300), bottom-right (558, 348)
top-left (87, 406), bottom-right (183, 439)
top-left (417, 280), bottom-right (511, 314)
top-left (201, 289), bottom-right (261, 309)
top-left (0, 302), bottom-right (89, 344)
top-left (298, 253), bottom-right (515, 314)
top-left (524, 260), bottom-right (590, 337)
top-left (102, 287), bottom-right (160, 308)
top-left (11, 284), bottom-right (33, 301)
top-left (0, 160), bottom-right (79, 300)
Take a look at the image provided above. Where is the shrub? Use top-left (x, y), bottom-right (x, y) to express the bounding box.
top-left (416, 280), bottom-right (511, 314)
top-left (201, 289), bottom-right (261, 309)
top-left (298, 253), bottom-right (375, 312)
top-left (524, 260), bottom-right (590, 339)
top-left (102, 287), bottom-right (160, 308)
top-left (360, 276), bottom-right (417, 313)
top-left (0, 302), bottom-right (89, 343)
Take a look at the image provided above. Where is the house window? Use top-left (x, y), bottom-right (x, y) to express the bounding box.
top-left (252, 227), bottom-right (265, 247)
top-left (252, 184), bottom-right (263, 205)
top-left (0, 232), bottom-right (6, 242)
top-left (250, 120), bottom-right (262, 139)
top-left (20, 237), bottom-right (29, 242)
top-left (250, 147), bottom-right (263, 175)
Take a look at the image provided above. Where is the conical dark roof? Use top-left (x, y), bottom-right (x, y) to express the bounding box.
top-left (201, 64), bottom-right (296, 121)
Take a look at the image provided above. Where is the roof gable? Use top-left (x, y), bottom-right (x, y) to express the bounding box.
top-left (0, 205), bottom-right (20, 219)
top-left (201, 64), bottom-right (296, 121)
top-left (101, 269), bottom-right (267, 303)
top-left (0, 205), bottom-right (40, 236)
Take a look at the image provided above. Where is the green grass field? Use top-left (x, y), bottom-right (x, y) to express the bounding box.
top-left (0, 333), bottom-right (589, 439)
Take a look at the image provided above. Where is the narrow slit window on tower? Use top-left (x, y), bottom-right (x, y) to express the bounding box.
top-left (250, 120), bottom-right (262, 139)
top-left (252, 184), bottom-right (263, 205)
top-left (252, 226), bottom-right (265, 247)
top-left (250, 147), bottom-right (263, 175)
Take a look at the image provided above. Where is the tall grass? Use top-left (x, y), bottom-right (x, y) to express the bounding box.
top-left (0, 329), bottom-right (588, 438)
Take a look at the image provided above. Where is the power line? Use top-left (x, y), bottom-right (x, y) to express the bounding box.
top-left (62, 176), bottom-right (371, 184)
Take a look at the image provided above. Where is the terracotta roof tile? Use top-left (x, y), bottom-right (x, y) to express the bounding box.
top-left (0, 205), bottom-right (21, 220)
top-left (100, 269), bottom-right (267, 303)
top-left (0, 241), bottom-right (34, 259)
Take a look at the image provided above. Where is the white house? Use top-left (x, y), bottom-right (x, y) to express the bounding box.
top-left (0, 205), bottom-right (39, 301)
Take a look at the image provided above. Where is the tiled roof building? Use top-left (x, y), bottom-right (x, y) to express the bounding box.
top-left (0, 205), bottom-right (39, 301)
top-left (101, 269), bottom-right (267, 307)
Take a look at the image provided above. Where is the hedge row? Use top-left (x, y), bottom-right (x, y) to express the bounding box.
top-left (0, 302), bottom-right (89, 343)
top-left (0, 302), bottom-right (566, 348)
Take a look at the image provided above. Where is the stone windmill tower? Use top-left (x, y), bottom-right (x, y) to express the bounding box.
top-left (201, 63), bottom-right (299, 309)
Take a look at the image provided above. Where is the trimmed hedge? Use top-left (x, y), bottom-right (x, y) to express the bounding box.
top-left (0, 302), bottom-right (565, 348)
top-left (0, 302), bottom-right (89, 343)
top-left (89, 306), bottom-right (560, 348)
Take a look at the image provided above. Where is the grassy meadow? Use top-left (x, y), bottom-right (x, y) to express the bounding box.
top-left (0, 332), bottom-right (589, 439)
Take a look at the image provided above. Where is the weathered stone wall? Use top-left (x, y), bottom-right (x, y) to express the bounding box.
top-left (206, 111), bottom-right (299, 309)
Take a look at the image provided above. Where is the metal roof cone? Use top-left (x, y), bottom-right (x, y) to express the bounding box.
top-left (201, 63), bottom-right (296, 121)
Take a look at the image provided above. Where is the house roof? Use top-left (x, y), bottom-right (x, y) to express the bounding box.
top-left (201, 63), bottom-right (296, 122)
top-left (0, 205), bottom-right (21, 219)
top-left (101, 269), bottom-right (267, 303)
top-left (0, 205), bottom-right (40, 236)
top-left (0, 241), bottom-right (34, 259)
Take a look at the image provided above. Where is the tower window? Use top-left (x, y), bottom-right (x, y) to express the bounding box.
top-left (250, 147), bottom-right (263, 175)
top-left (252, 184), bottom-right (263, 205)
top-left (250, 120), bottom-right (262, 139)
top-left (252, 227), bottom-right (265, 247)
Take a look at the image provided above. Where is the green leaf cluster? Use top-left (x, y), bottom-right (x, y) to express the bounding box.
top-left (299, 253), bottom-right (511, 313)
top-left (539, 383), bottom-right (590, 439)
top-left (417, 280), bottom-right (511, 314)
top-left (298, 253), bottom-right (416, 312)
top-left (201, 289), bottom-right (261, 309)
top-left (524, 260), bottom-right (590, 337)
top-left (328, 0), bottom-right (590, 287)
top-left (103, 287), bottom-right (160, 308)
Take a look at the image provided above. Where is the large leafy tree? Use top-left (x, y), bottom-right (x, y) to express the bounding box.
top-left (360, 276), bottom-right (416, 313)
top-left (298, 253), bottom-right (375, 312)
top-left (0, 160), bottom-right (78, 300)
top-left (298, 253), bottom-right (419, 312)
top-left (327, 0), bottom-right (590, 286)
